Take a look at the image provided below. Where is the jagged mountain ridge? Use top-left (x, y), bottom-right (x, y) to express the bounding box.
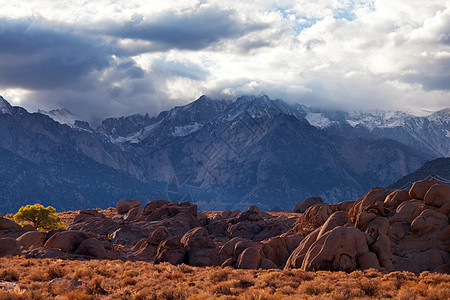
top-left (0, 95), bottom-right (446, 212)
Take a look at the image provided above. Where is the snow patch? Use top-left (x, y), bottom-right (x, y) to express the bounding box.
top-left (0, 98), bottom-right (11, 114)
top-left (305, 113), bottom-right (333, 128)
top-left (39, 108), bottom-right (81, 127)
top-left (346, 120), bottom-right (362, 127)
top-left (171, 123), bottom-right (203, 137)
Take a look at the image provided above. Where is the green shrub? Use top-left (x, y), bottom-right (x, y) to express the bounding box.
top-left (13, 204), bottom-right (65, 232)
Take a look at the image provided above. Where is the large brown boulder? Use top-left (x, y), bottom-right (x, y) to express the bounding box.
top-left (44, 231), bottom-right (89, 252)
top-left (154, 237), bottom-right (186, 265)
top-left (293, 204), bottom-right (333, 232)
top-left (143, 199), bottom-right (171, 215)
top-left (0, 217), bottom-right (21, 230)
top-left (389, 200), bottom-right (423, 224)
top-left (291, 197), bottom-right (323, 213)
top-left (181, 227), bottom-right (217, 267)
top-left (412, 249), bottom-right (450, 272)
top-left (124, 207), bottom-right (144, 222)
top-left (110, 225), bottom-right (151, 245)
top-left (0, 217), bottom-right (27, 238)
top-left (357, 252), bottom-right (381, 270)
top-left (384, 190), bottom-right (411, 208)
top-left (301, 226), bottom-right (369, 272)
top-left (181, 227), bottom-right (215, 250)
top-left (17, 231), bottom-right (45, 250)
top-left (409, 180), bottom-right (440, 200)
top-left (0, 237), bottom-right (20, 257)
top-left (25, 247), bottom-right (65, 259)
top-left (236, 247), bottom-right (261, 269)
top-left (260, 235), bottom-right (301, 267)
top-left (411, 209), bottom-right (448, 235)
top-left (75, 238), bottom-right (108, 258)
top-left (284, 228), bottom-right (321, 269)
top-left (217, 237), bottom-right (247, 265)
top-left (424, 184), bottom-right (450, 207)
top-left (147, 227), bottom-right (170, 245)
top-left (371, 233), bottom-right (393, 271)
top-left (317, 211), bottom-right (352, 239)
top-left (349, 188), bottom-right (390, 221)
top-left (116, 199), bottom-right (141, 214)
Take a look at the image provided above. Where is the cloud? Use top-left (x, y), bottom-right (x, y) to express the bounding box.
top-left (95, 4), bottom-right (269, 53)
top-left (0, 0), bottom-right (448, 123)
top-left (0, 17), bottom-right (112, 90)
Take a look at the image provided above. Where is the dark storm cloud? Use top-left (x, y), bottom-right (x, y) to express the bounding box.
top-left (95, 6), bottom-right (269, 52)
top-left (152, 60), bottom-right (209, 80)
top-left (0, 18), bottom-right (113, 90)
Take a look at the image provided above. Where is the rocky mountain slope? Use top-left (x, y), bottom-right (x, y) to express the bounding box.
top-left (1, 180), bottom-right (449, 275)
top-left (389, 157), bottom-right (450, 190)
top-left (0, 95), bottom-right (447, 212)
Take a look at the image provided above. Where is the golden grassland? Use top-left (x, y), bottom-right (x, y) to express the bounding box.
top-left (0, 257), bottom-right (449, 300)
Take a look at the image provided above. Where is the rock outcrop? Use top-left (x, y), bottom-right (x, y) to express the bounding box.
top-left (1, 180), bottom-right (448, 274)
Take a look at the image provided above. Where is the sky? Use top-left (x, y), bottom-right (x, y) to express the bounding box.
top-left (0, 0), bottom-right (449, 123)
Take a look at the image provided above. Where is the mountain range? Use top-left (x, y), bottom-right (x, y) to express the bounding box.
top-left (0, 94), bottom-right (448, 213)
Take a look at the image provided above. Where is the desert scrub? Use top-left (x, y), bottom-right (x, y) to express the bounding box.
top-left (0, 257), bottom-right (449, 299)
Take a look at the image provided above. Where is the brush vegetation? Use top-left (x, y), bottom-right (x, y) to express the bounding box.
top-left (0, 256), bottom-right (449, 299)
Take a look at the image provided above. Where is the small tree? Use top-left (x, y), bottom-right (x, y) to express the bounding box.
top-left (14, 204), bottom-right (65, 232)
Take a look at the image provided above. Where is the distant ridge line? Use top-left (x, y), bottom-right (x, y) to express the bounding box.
top-left (395, 174), bottom-right (450, 190)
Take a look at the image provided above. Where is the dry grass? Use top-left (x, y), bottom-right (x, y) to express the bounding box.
top-left (0, 257), bottom-right (449, 299)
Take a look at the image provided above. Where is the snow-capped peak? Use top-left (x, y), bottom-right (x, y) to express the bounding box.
top-left (38, 108), bottom-right (82, 127)
top-left (0, 96), bottom-right (12, 114)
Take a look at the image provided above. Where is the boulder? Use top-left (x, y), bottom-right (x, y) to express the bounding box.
top-left (334, 200), bottom-right (356, 213)
top-left (236, 247), bottom-right (261, 269)
top-left (301, 226), bottom-right (369, 272)
top-left (318, 211), bottom-right (352, 239)
top-left (147, 227), bottom-right (170, 245)
top-left (293, 204), bottom-right (333, 232)
top-left (0, 217), bottom-right (27, 238)
top-left (365, 217), bottom-right (390, 238)
top-left (291, 197), bottom-right (324, 213)
top-left (389, 200), bottom-right (423, 224)
top-left (284, 228), bottom-right (321, 269)
top-left (412, 249), bottom-right (450, 272)
top-left (0, 237), bottom-right (20, 257)
top-left (181, 227), bottom-right (217, 267)
top-left (44, 231), bottom-right (89, 252)
top-left (424, 184), bottom-right (450, 207)
top-left (187, 248), bottom-right (218, 267)
top-left (0, 217), bottom-right (21, 230)
top-left (116, 199), bottom-right (141, 214)
top-left (154, 237), bottom-right (186, 265)
top-left (411, 209), bottom-right (448, 235)
top-left (218, 237), bottom-right (247, 265)
top-left (371, 233), bottom-right (393, 271)
top-left (234, 240), bottom-right (255, 258)
top-left (124, 207), bottom-right (144, 222)
top-left (110, 225), bottom-right (151, 245)
top-left (25, 247), bottom-right (65, 259)
top-left (78, 209), bottom-right (105, 219)
top-left (16, 231), bottom-right (45, 250)
top-left (181, 227), bottom-right (215, 250)
top-left (260, 258), bottom-right (278, 270)
top-left (349, 188), bottom-right (390, 221)
top-left (260, 235), bottom-right (301, 267)
top-left (74, 238), bottom-right (107, 258)
top-left (409, 180), bottom-right (440, 200)
top-left (355, 212), bottom-right (377, 230)
top-left (384, 190), bottom-right (411, 208)
top-left (357, 252), bottom-right (381, 270)
top-left (143, 199), bottom-right (171, 215)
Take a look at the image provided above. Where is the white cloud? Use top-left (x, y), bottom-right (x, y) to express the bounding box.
top-left (0, 0), bottom-right (448, 121)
